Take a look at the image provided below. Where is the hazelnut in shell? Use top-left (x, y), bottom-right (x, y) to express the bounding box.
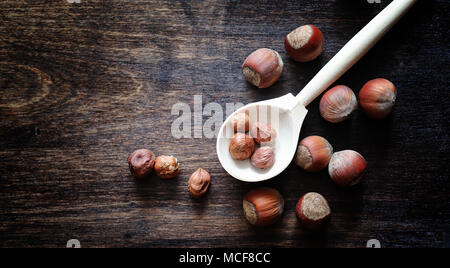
top-left (229, 133), bottom-right (255, 160)
top-left (319, 85), bottom-right (358, 123)
top-left (128, 149), bottom-right (156, 179)
top-left (328, 150), bottom-right (367, 187)
top-left (154, 155), bottom-right (180, 179)
top-left (359, 78), bottom-right (397, 119)
top-left (285, 25), bottom-right (324, 62)
top-left (251, 146), bottom-right (275, 169)
top-left (295, 136), bottom-right (333, 172)
top-left (296, 192), bottom-right (331, 230)
top-left (243, 187), bottom-right (284, 227)
top-left (188, 168), bottom-right (211, 199)
top-left (242, 48), bottom-right (284, 88)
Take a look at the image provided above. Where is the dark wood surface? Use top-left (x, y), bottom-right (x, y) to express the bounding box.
top-left (0, 0), bottom-right (448, 248)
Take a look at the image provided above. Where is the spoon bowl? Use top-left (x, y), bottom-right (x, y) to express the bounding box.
top-left (217, 93), bottom-right (308, 182)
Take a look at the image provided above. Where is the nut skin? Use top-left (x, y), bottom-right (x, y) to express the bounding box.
top-left (188, 168), bottom-right (211, 199)
top-left (128, 149), bottom-right (156, 179)
top-left (229, 133), bottom-right (255, 160)
top-left (250, 122), bottom-right (277, 146)
top-left (328, 150), bottom-right (367, 187)
top-left (359, 78), bottom-right (397, 119)
top-left (296, 192), bottom-right (331, 230)
top-left (295, 136), bottom-right (333, 172)
top-left (154, 155), bottom-right (180, 179)
top-left (243, 187), bottom-right (284, 227)
top-left (251, 146), bottom-right (275, 169)
top-left (242, 48), bottom-right (284, 88)
top-left (319, 85), bottom-right (358, 123)
top-left (231, 112), bottom-right (250, 133)
top-left (285, 25), bottom-right (324, 62)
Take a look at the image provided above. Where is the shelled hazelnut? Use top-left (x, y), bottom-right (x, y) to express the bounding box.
top-left (250, 122), bottom-right (277, 146)
top-left (154, 155), bottom-right (180, 179)
top-left (231, 112), bottom-right (250, 133)
top-left (242, 48), bottom-right (284, 88)
top-left (188, 168), bottom-right (211, 199)
top-left (128, 149), bottom-right (156, 179)
top-left (243, 187), bottom-right (284, 227)
top-left (229, 133), bottom-right (255, 160)
top-left (251, 146), bottom-right (275, 169)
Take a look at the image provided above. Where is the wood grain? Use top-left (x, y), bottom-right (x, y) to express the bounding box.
top-left (0, 0), bottom-right (448, 248)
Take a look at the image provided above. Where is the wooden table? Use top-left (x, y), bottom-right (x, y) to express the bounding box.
top-left (0, 0), bottom-right (448, 248)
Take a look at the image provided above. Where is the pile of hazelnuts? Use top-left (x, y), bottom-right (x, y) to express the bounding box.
top-left (229, 113), bottom-right (277, 169)
top-left (128, 150), bottom-right (211, 199)
top-left (240, 25), bottom-right (397, 230)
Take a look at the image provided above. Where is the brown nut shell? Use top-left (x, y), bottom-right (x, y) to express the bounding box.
top-left (328, 150), bottom-right (366, 187)
top-left (243, 187), bottom-right (284, 227)
top-left (229, 133), bottom-right (255, 160)
top-left (250, 122), bottom-right (277, 145)
top-left (242, 48), bottom-right (284, 88)
top-left (251, 146), bottom-right (275, 169)
top-left (359, 78), bottom-right (397, 119)
top-left (319, 85), bottom-right (357, 123)
top-left (296, 192), bottom-right (331, 230)
top-left (128, 149), bottom-right (156, 179)
top-left (295, 136), bottom-right (333, 172)
top-left (285, 25), bottom-right (324, 62)
top-left (188, 168), bottom-right (211, 199)
top-left (154, 155), bottom-right (180, 179)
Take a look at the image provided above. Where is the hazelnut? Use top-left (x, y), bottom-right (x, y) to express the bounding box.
top-left (251, 146), bottom-right (275, 169)
top-left (285, 25), bottom-right (324, 62)
top-left (250, 122), bottom-right (277, 146)
top-left (328, 150), bottom-right (367, 187)
top-left (295, 136), bottom-right (333, 172)
top-left (296, 192), bottom-right (331, 230)
top-left (229, 133), bottom-right (255, 160)
top-left (128, 149), bottom-right (156, 179)
top-left (359, 78), bottom-right (397, 119)
top-left (319, 85), bottom-right (357, 123)
top-left (231, 112), bottom-right (250, 133)
top-left (154, 155), bottom-right (180, 179)
top-left (242, 48), bottom-right (284, 88)
top-left (243, 187), bottom-right (284, 227)
top-left (188, 168), bottom-right (211, 199)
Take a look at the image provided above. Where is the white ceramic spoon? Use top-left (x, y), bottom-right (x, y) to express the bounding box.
top-left (217, 0), bottom-right (417, 182)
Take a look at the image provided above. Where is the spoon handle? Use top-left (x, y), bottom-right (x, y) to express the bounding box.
top-left (295, 0), bottom-right (417, 107)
